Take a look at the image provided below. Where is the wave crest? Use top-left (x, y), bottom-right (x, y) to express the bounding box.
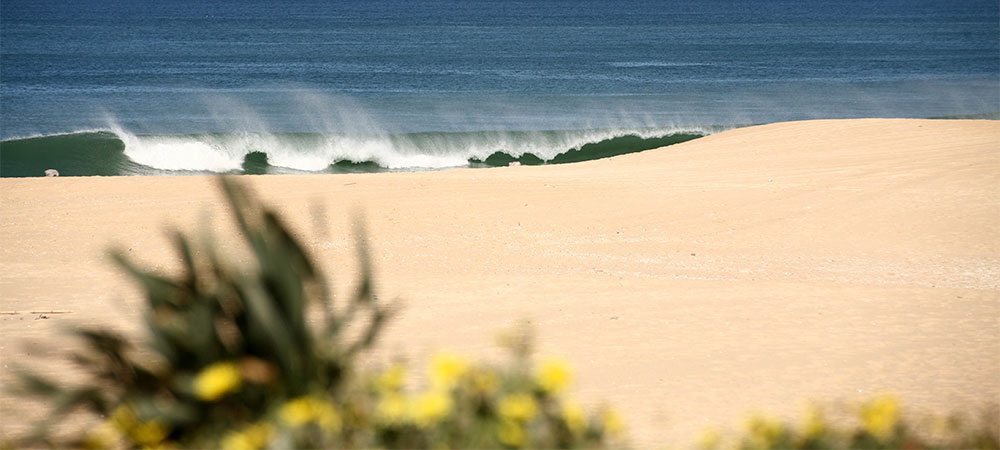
top-left (112, 127), bottom-right (710, 173)
top-left (1, 126), bottom-right (712, 177)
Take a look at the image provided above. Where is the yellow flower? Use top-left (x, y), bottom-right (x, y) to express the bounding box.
top-left (193, 362), bottom-right (242, 401)
top-left (601, 407), bottom-right (625, 437)
top-left (376, 393), bottom-right (411, 425)
top-left (498, 393), bottom-right (538, 423)
top-left (412, 391), bottom-right (453, 427)
top-left (315, 404), bottom-right (341, 431)
top-left (861, 394), bottom-right (900, 441)
top-left (281, 397), bottom-right (314, 426)
top-left (80, 422), bottom-right (120, 449)
top-left (745, 415), bottom-right (783, 449)
top-left (536, 359), bottom-right (573, 394)
top-left (104, 404), bottom-right (169, 447)
top-left (697, 427), bottom-right (722, 450)
top-left (375, 364), bottom-right (407, 392)
top-left (931, 415), bottom-right (959, 439)
top-left (221, 422), bottom-right (273, 450)
top-left (280, 396), bottom-right (342, 432)
top-left (465, 368), bottom-right (500, 395)
top-left (430, 352), bottom-right (469, 389)
top-left (497, 419), bottom-right (527, 448)
top-left (221, 433), bottom-right (252, 450)
top-left (128, 420), bottom-right (168, 447)
top-left (801, 403), bottom-right (826, 439)
top-left (109, 405), bottom-right (138, 432)
top-left (562, 401), bottom-right (587, 435)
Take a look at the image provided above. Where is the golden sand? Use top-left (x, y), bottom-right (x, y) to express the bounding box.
top-left (2, 119), bottom-right (998, 446)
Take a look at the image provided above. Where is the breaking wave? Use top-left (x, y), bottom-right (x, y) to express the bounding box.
top-left (0, 126), bottom-right (712, 177)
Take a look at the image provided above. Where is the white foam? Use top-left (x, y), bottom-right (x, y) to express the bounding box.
top-left (110, 124), bottom-right (245, 172)
top-left (97, 92), bottom-right (724, 173)
top-left (106, 119), bottom-right (714, 173)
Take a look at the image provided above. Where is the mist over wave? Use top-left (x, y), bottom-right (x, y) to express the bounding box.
top-left (0, 127), bottom-right (707, 177)
top-left (105, 127), bottom-right (709, 174)
top-left (1, 94), bottom-right (713, 177)
top-left (90, 93), bottom-right (711, 174)
top-left (7, 86), bottom-right (997, 177)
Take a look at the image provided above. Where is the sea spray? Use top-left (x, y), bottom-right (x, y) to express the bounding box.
top-left (0, 92), bottom-right (717, 177)
top-left (0, 126), bottom-right (710, 177)
top-left (110, 124), bottom-right (245, 173)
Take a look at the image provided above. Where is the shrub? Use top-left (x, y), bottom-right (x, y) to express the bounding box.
top-left (699, 394), bottom-right (998, 450)
top-left (11, 177), bottom-right (996, 449)
top-left (12, 177), bottom-right (623, 449)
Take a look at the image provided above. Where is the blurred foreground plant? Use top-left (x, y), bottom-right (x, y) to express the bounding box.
top-left (13, 177), bottom-right (622, 449)
top-left (699, 394), bottom-right (998, 450)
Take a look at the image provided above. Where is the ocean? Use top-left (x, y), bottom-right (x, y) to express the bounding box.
top-left (1, 0), bottom-right (997, 177)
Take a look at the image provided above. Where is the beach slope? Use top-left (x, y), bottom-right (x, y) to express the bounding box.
top-left (2, 119), bottom-right (998, 446)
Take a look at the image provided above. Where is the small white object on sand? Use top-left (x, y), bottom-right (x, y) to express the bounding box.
top-left (44, 169), bottom-right (60, 177)
top-left (509, 161), bottom-right (521, 167)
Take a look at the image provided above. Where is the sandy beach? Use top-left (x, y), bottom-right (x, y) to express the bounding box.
top-left (2, 118), bottom-right (998, 446)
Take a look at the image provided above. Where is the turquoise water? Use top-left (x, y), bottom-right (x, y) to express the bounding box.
top-left (1, 0), bottom-right (997, 176)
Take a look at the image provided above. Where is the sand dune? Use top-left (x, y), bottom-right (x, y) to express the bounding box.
top-left (2, 119), bottom-right (998, 446)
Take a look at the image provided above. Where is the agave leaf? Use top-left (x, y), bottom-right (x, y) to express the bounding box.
top-left (200, 225), bottom-right (230, 283)
top-left (130, 395), bottom-right (199, 426)
top-left (128, 363), bottom-right (165, 395)
top-left (312, 266), bottom-right (336, 332)
top-left (325, 221), bottom-right (376, 340)
top-left (346, 306), bottom-right (391, 357)
top-left (219, 176), bottom-right (257, 240)
top-left (72, 328), bottom-right (145, 386)
top-left (263, 210), bottom-right (316, 279)
top-left (172, 230), bottom-right (199, 289)
top-left (151, 302), bottom-right (220, 369)
top-left (17, 176), bottom-right (398, 447)
top-left (68, 351), bottom-right (102, 371)
top-left (74, 328), bottom-right (129, 357)
top-left (184, 300), bottom-right (223, 366)
top-left (237, 276), bottom-right (302, 384)
top-left (111, 251), bottom-right (188, 308)
top-left (48, 386), bottom-right (108, 417)
top-left (145, 311), bottom-right (181, 366)
top-left (352, 220), bottom-right (374, 305)
top-left (14, 371), bottom-right (62, 397)
top-left (258, 243), bottom-right (306, 331)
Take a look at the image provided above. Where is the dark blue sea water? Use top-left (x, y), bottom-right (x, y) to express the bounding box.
top-left (2, 0), bottom-right (998, 176)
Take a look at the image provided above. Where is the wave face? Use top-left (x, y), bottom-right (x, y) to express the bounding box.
top-left (0, 132), bottom-right (139, 177)
top-left (0, 127), bottom-right (708, 177)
